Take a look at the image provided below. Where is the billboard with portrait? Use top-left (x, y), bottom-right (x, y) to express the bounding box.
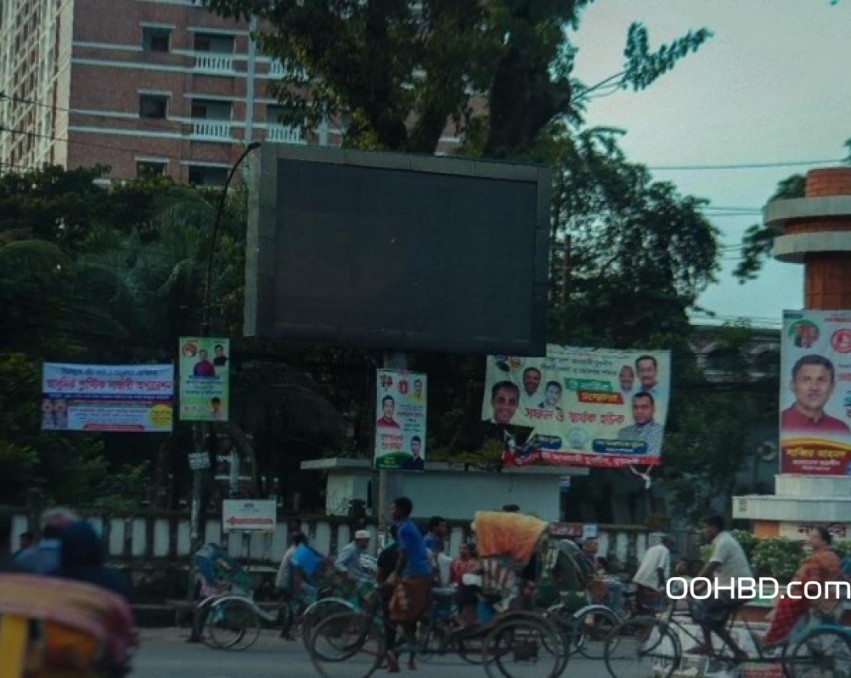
top-left (374, 369), bottom-right (427, 470)
top-left (178, 337), bottom-right (230, 422)
top-left (41, 363), bottom-right (173, 432)
top-left (480, 345), bottom-right (671, 468)
top-left (780, 310), bottom-right (851, 475)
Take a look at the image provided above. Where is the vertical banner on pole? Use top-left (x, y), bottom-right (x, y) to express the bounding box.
top-left (178, 337), bottom-right (230, 422)
top-left (374, 369), bottom-right (427, 470)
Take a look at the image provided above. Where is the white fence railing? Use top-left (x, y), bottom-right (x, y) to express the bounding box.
top-left (191, 120), bottom-right (232, 140)
top-left (266, 125), bottom-right (305, 144)
top-left (194, 54), bottom-right (233, 74)
top-left (269, 59), bottom-right (306, 79)
top-left (8, 509), bottom-right (655, 569)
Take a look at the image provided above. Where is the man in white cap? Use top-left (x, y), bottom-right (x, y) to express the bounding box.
top-left (335, 529), bottom-right (371, 580)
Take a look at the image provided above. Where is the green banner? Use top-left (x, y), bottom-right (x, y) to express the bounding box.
top-left (179, 337), bottom-right (230, 421)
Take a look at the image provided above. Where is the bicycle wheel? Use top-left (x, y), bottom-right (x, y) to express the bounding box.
top-left (784, 627), bottom-right (851, 677)
top-left (571, 605), bottom-right (619, 660)
top-left (417, 618), bottom-right (446, 663)
top-left (309, 611), bottom-right (385, 678)
top-left (483, 615), bottom-right (563, 678)
top-left (206, 598), bottom-right (261, 651)
top-left (301, 598), bottom-right (355, 652)
top-left (603, 616), bottom-right (680, 678)
top-left (457, 632), bottom-right (487, 664)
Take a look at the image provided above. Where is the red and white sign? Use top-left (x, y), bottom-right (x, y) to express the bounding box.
top-left (221, 500), bottom-right (277, 533)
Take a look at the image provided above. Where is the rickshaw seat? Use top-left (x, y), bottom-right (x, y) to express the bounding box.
top-left (0, 574), bottom-right (136, 678)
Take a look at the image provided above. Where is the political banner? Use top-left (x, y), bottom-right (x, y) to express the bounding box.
top-left (41, 363), bottom-right (173, 432)
top-left (481, 345), bottom-right (671, 468)
top-left (780, 310), bottom-right (851, 475)
top-left (374, 369), bottom-right (427, 470)
top-left (178, 337), bottom-right (230, 422)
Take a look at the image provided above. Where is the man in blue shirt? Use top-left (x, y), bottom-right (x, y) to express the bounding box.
top-left (16, 507), bottom-right (78, 574)
top-left (423, 516), bottom-right (446, 555)
top-left (388, 497), bottom-right (431, 671)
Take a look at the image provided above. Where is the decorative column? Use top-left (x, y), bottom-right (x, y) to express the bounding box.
top-left (734, 167), bottom-right (851, 536)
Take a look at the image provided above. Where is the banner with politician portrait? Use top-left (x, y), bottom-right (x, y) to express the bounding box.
top-left (42, 363), bottom-right (174, 432)
top-left (780, 310), bottom-right (851, 475)
top-left (178, 337), bottom-right (230, 422)
top-left (480, 345), bottom-right (671, 468)
top-left (374, 369), bottom-right (427, 470)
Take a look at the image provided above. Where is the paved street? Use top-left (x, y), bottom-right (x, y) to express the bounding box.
top-left (131, 628), bottom-right (609, 677)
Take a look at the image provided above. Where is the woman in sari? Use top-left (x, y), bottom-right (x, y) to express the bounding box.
top-left (760, 527), bottom-right (840, 645)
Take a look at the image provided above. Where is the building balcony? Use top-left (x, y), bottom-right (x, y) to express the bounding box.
top-left (269, 59), bottom-right (306, 80)
top-left (266, 125), bottom-right (304, 144)
top-left (191, 121), bottom-right (232, 141)
top-left (194, 54), bottom-right (234, 74)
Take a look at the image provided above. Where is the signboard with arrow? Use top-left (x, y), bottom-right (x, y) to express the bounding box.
top-left (221, 499), bottom-right (277, 533)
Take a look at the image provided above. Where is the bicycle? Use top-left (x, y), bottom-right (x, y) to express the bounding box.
top-left (603, 592), bottom-right (851, 678)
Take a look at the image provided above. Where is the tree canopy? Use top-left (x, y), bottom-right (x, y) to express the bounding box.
top-left (201, 0), bottom-right (710, 157)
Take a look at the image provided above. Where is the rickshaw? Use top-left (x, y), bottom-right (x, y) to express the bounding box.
top-left (0, 573), bottom-right (136, 678)
top-left (192, 542), bottom-right (272, 650)
top-left (308, 510), bottom-right (568, 677)
top-left (193, 542), bottom-right (367, 651)
top-left (540, 537), bottom-right (622, 659)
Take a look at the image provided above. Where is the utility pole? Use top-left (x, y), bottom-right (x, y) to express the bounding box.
top-left (187, 140), bottom-right (260, 642)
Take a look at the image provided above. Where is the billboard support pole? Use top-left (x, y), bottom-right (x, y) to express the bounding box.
top-left (378, 351), bottom-right (408, 538)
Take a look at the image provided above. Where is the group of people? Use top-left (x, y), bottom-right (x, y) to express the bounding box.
top-left (0, 506), bottom-right (129, 600)
top-left (275, 500), bottom-right (490, 671)
top-left (621, 515), bottom-right (845, 661)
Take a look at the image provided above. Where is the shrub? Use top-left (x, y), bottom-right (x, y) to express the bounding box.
top-left (751, 537), bottom-right (805, 583)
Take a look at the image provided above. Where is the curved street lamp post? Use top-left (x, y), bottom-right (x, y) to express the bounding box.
top-left (187, 141), bottom-right (260, 642)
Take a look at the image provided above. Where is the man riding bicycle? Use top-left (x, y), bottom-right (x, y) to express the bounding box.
top-left (686, 515), bottom-right (751, 663)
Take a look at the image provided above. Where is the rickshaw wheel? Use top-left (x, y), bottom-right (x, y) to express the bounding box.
top-left (483, 615), bottom-right (562, 678)
top-left (206, 598), bottom-right (260, 651)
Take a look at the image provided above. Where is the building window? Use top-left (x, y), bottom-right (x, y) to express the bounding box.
top-left (139, 94), bottom-right (168, 119)
top-left (188, 166), bottom-right (229, 187)
top-left (142, 27), bottom-right (171, 52)
top-left (136, 161), bottom-right (167, 178)
top-left (193, 32), bottom-right (234, 54)
top-left (191, 99), bottom-right (231, 120)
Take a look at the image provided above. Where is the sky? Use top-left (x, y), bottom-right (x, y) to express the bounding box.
top-left (569, 0), bottom-right (850, 328)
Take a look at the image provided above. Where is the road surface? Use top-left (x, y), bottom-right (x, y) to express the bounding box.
top-left (131, 628), bottom-right (613, 677)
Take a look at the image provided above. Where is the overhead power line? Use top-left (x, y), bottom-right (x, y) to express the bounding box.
top-left (649, 159), bottom-right (846, 172)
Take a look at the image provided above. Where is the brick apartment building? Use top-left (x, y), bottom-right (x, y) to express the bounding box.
top-left (1, 0), bottom-right (462, 184)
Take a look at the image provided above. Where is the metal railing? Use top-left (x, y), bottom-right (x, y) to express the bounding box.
top-left (194, 54), bottom-right (234, 74)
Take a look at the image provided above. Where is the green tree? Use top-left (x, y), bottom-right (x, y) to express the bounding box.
top-left (662, 322), bottom-right (778, 523)
top-left (201, 0), bottom-right (709, 157)
top-left (734, 136), bottom-right (851, 282)
top-left (548, 127), bottom-right (719, 348)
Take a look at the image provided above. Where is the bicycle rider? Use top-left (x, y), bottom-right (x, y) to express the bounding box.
top-left (686, 515), bottom-right (751, 663)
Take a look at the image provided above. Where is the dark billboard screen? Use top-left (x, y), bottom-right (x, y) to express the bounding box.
top-left (245, 147), bottom-right (550, 354)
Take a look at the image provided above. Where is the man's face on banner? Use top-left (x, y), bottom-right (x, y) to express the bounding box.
top-left (632, 394), bottom-right (654, 425)
top-left (492, 386), bottom-right (519, 424)
top-left (636, 358), bottom-right (657, 390)
top-left (523, 368), bottom-right (541, 396)
top-left (791, 364), bottom-right (834, 413)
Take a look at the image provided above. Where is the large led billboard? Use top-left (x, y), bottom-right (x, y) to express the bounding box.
top-left (245, 146), bottom-right (550, 354)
